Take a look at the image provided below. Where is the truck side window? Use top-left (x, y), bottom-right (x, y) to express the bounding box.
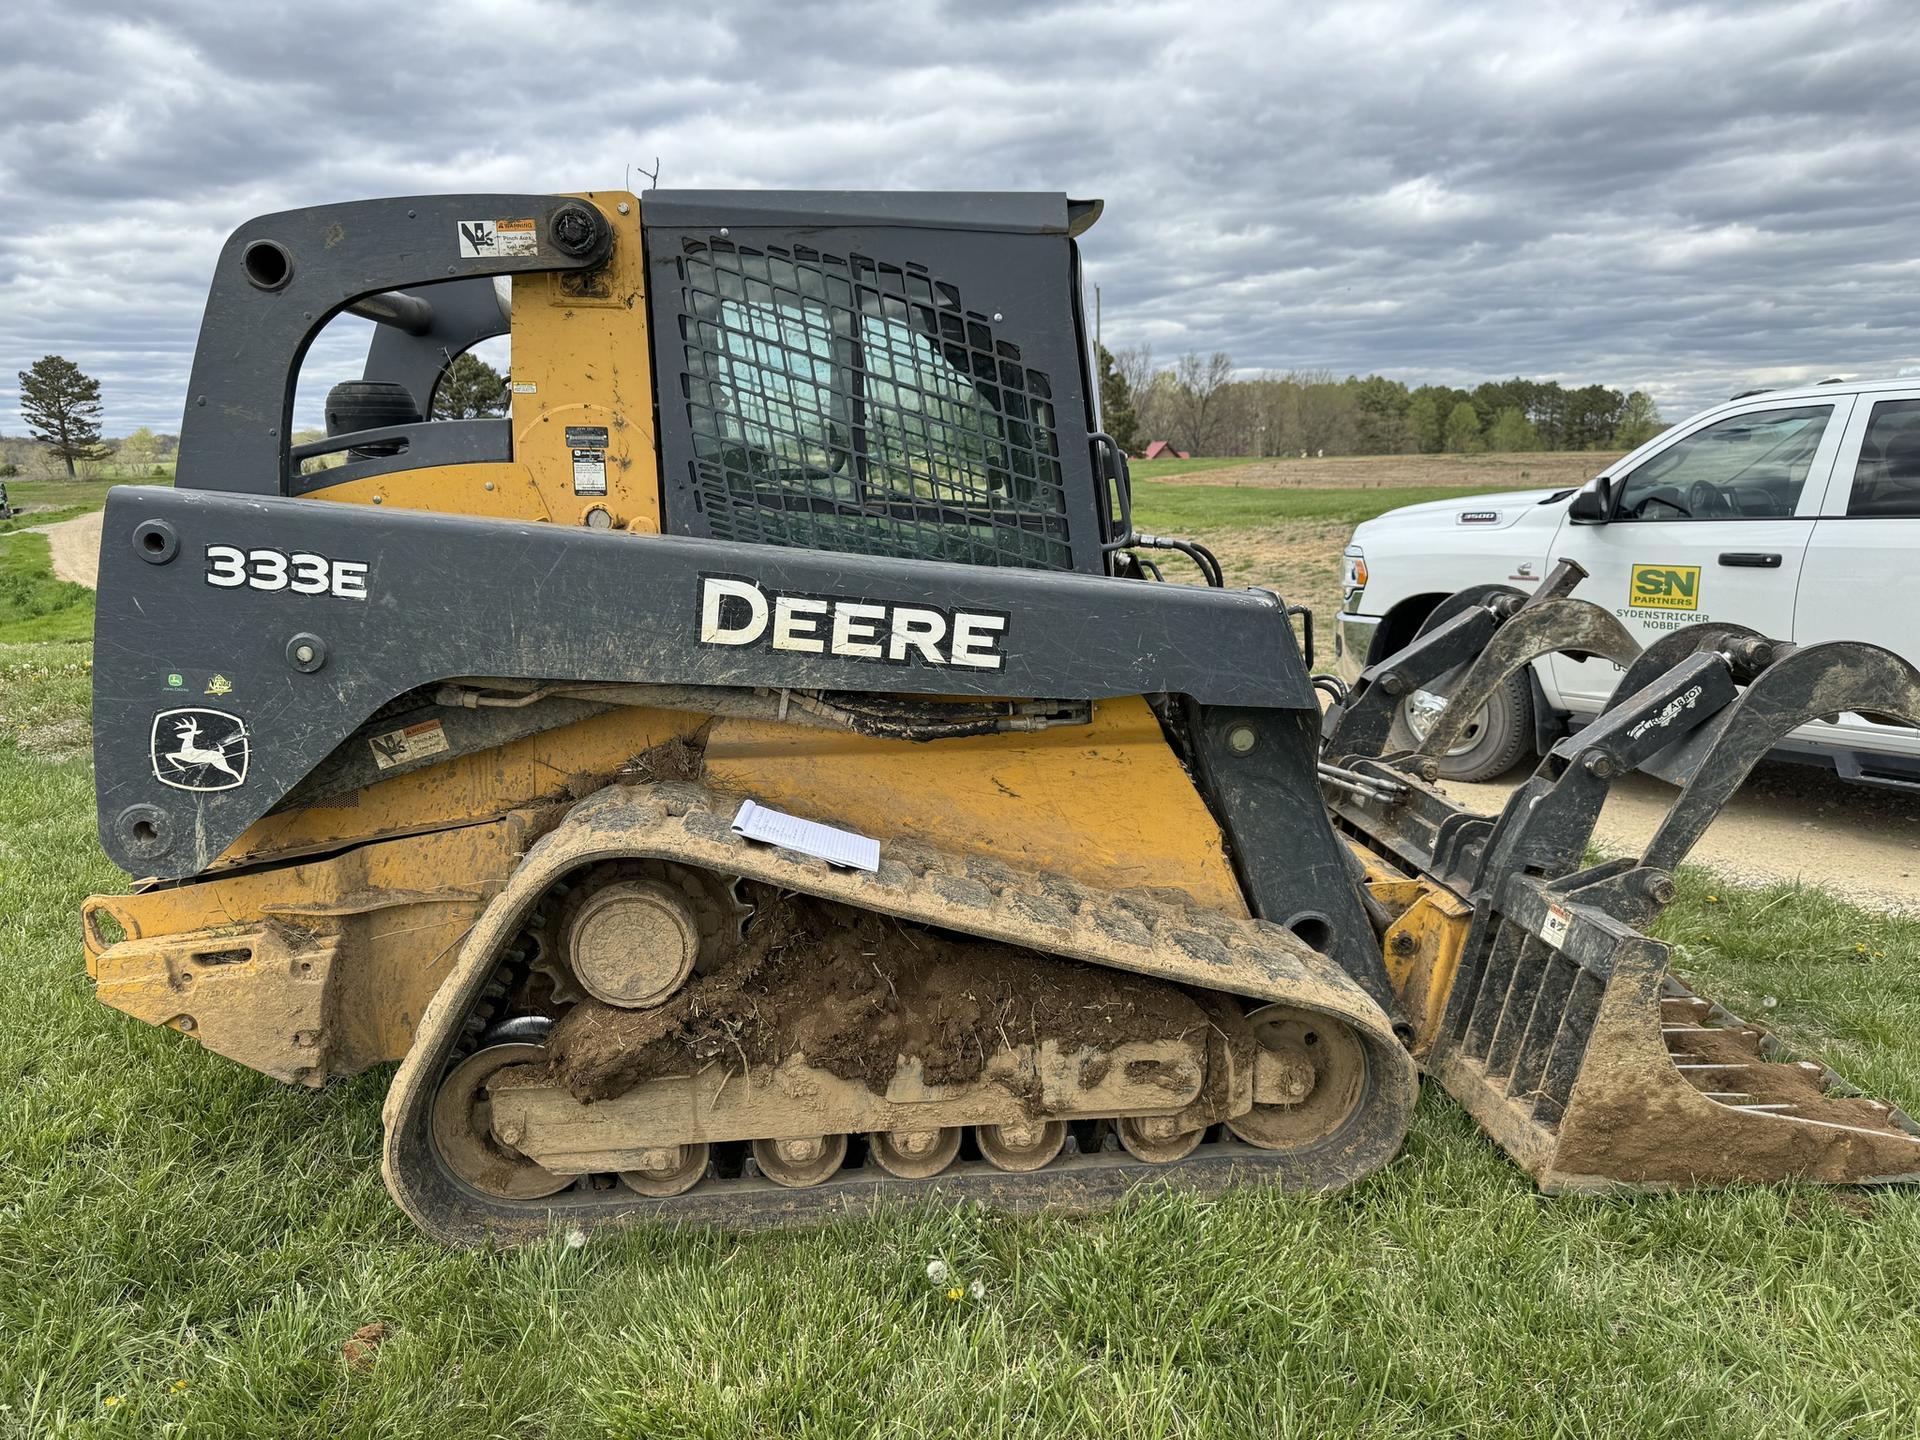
top-left (1613, 405), bottom-right (1831, 522)
top-left (1846, 400), bottom-right (1920, 518)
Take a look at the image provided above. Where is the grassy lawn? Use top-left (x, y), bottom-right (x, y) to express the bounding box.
top-left (3, 478), bottom-right (127, 515)
top-left (3, 505), bottom-right (1919, 1436)
top-left (2, 472), bottom-right (171, 534)
top-left (1131, 481), bottom-right (1511, 621)
top-left (1126, 456), bottom-right (1266, 481)
top-left (0, 534), bottom-right (95, 644)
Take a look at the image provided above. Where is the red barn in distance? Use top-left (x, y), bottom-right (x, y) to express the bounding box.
top-left (1139, 440), bottom-right (1191, 460)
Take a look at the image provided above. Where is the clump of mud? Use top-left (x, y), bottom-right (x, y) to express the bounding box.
top-left (547, 888), bottom-right (1207, 1104)
top-left (619, 734), bottom-right (706, 786)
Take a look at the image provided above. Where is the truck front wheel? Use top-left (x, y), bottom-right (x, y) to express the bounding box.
top-left (1388, 667), bottom-right (1535, 782)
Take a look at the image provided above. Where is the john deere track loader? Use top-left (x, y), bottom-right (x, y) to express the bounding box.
top-left (85, 190), bottom-right (1920, 1244)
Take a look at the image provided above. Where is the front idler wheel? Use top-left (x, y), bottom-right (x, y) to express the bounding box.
top-left (1227, 1005), bottom-right (1368, 1151)
top-left (429, 1043), bottom-right (573, 1200)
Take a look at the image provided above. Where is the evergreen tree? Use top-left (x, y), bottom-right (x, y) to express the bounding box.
top-left (18, 355), bottom-right (108, 478)
top-left (1350, 374), bottom-right (1411, 454)
top-left (432, 352), bottom-right (510, 419)
top-left (1612, 390), bottom-right (1665, 448)
top-left (1095, 342), bottom-right (1140, 454)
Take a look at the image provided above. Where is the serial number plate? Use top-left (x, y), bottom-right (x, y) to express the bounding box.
top-left (204, 545), bottom-right (368, 599)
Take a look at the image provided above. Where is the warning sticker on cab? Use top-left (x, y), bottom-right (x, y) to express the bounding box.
top-left (369, 718), bottom-right (451, 770)
top-left (1628, 563), bottom-right (1702, 611)
top-left (457, 218), bottom-right (538, 258)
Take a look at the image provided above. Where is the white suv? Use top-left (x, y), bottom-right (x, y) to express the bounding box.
top-left (1335, 377), bottom-right (1920, 785)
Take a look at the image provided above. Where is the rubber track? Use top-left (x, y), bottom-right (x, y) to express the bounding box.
top-left (382, 782), bottom-right (1418, 1245)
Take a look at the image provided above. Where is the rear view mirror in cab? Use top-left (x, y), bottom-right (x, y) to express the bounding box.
top-left (1567, 478), bottom-right (1613, 524)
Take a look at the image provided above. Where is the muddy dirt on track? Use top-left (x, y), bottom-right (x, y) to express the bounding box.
top-left (1445, 761), bottom-right (1920, 915)
top-left (550, 888), bottom-right (1213, 1106)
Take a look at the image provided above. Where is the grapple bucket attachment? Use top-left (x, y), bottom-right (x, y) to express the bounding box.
top-left (1324, 565), bottom-right (1920, 1190)
top-left (1432, 863), bottom-right (1920, 1191)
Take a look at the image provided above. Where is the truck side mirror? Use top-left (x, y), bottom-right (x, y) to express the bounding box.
top-left (1567, 478), bottom-right (1613, 525)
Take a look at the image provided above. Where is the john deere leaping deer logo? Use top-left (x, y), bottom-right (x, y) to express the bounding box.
top-left (150, 708), bottom-right (250, 791)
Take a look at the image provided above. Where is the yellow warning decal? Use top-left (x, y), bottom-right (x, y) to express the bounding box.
top-left (1628, 563), bottom-right (1702, 611)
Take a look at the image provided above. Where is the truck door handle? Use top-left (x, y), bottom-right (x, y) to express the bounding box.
top-left (1718, 552), bottom-right (1782, 568)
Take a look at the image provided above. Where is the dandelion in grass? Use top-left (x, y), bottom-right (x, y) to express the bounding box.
top-left (969, 1279), bottom-right (986, 1300)
top-left (946, 1286), bottom-right (964, 1302)
top-left (926, 1259), bottom-right (950, 1285)
top-left (103, 1396), bottom-right (122, 1409)
top-left (564, 1226), bottom-right (587, 1250)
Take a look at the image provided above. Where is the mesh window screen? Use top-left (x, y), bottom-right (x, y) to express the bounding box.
top-left (669, 239), bottom-right (1072, 569)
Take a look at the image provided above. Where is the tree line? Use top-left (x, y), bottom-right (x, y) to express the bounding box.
top-left (1096, 347), bottom-right (1666, 458)
top-left (9, 346), bottom-right (1657, 480)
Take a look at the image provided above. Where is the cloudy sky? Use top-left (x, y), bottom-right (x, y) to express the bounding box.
top-left (4, 0), bottom-right (1919, 436)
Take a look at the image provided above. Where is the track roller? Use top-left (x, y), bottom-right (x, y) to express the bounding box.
top-left (1115, 1115), bottom-right (1206, 1164)
top-left (977, 1120), bottom-right (1067, 1172)
top-left (752, 1134), bottom-right (848, 1188)
top-left (869, 1127), bottom-right (963, 1179)
top-left (618, 1142), bottom-right (710, 1198)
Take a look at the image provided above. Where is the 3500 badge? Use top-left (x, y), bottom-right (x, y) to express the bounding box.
top-left (204, 545), bottom-right (368, 599)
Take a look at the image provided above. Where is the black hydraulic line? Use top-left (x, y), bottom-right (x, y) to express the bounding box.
top-left (1129, 533), bottom-right (1224, 587)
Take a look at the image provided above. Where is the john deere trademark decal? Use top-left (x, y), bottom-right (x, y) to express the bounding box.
top-left (1628, 563), bottom-right (1702, 612)
top-left (150, 708), bottom-right (250, 791)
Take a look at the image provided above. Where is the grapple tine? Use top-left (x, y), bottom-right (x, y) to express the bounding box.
top-left (1643, 640), bottom-right (1920, 872)
top-left (1409, 597), bottom-right (1642, 766)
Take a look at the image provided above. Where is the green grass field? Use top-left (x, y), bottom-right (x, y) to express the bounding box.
top-left (1131, 481), bottom-right (1503, 531)
top-left (3, 477), bottom-right (131, 513)
top-left (1125, 455), bottom-right (1265, 480)
top-left (1129, 481), bottom-right (1511, 620)
top-left (0, 534), bottom-right (95, 643)
top-left (3, 496), bottom-right (1920, 1436)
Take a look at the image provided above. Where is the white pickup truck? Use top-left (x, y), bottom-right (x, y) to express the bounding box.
top-left (1334, 376), bottom-right (1920, 785)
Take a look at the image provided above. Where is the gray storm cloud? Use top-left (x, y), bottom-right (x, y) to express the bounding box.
top-left (3, 0), bottom-right (1918, 433)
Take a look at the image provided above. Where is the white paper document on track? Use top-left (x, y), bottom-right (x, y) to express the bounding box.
top-left (730, 800), bottom-right (882, 873)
